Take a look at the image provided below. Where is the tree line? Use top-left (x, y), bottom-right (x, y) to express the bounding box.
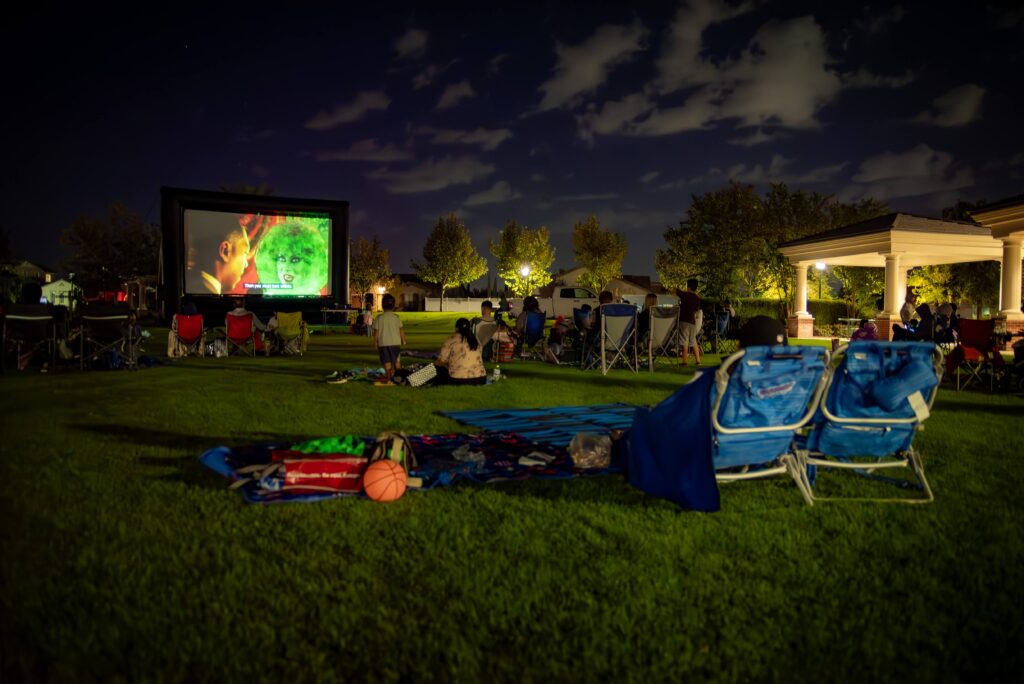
top-left (49, 184), bottom-right (1007, 314)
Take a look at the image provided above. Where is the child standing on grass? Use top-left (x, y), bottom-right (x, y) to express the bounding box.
top-left (373, 294), bottom-right (405, 385)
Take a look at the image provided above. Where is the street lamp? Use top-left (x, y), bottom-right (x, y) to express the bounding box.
top-left (815, 262), bottom-right (826, 299)
top-left (520, 265), bottom-right (531, 295)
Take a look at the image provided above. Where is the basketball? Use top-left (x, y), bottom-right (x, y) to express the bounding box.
top-left (362, 460), bottom-right (408, 502)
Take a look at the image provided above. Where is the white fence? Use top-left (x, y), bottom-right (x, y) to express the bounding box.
top-left (424, 297), bottom-right (494, 313)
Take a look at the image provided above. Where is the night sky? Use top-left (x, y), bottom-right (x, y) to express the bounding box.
top-left (3, 1), bottom-right (1022, 277)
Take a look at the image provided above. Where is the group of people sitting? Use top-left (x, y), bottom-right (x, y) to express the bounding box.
top-left (170, 297), bottom-right (305, 357)
top-left (892, 293), bottom-right (960, 343)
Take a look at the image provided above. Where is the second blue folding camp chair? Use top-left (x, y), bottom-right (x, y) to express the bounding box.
top-left (597, 303), bottom-right (638, 374)
top-left (797, 342), bottom-right (942, 504)
top-left (520, 310), bottom-right (547, 359)
top-left (711, 345), bottom-right (830, 504)
top-left (647, 305), bottom-right (679, 371)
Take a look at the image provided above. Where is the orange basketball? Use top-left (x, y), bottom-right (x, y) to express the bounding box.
top-left (362, 460), bottom-right (408, 502)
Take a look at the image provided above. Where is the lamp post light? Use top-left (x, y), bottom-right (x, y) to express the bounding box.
top-left (815, 262), bottom-right (826, 300)
top-left (520, 265), bottom-right (531, 296)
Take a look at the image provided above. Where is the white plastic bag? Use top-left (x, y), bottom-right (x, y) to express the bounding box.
top-left (568, 433), bottom-right (612, 469)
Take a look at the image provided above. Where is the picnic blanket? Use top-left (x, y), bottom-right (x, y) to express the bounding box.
top-left (441, 403), bottom-right (638, 446)
top-left (200, 431), bottom-right (620, 504)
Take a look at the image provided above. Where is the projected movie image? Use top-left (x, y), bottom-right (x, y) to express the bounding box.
top-left (184, 209), bottom-right (332, 297)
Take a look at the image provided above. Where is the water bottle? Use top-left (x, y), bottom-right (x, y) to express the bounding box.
top-left (492, 365), bottom-right (501, 382)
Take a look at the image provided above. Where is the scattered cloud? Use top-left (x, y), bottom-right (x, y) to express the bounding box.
top-left (727, 128), bottom-right (787, 147)
top-left (488, 53), bottom-right (509, 76)
top-left (464, 180), bottom-right (522, 206)
top-left (305, 91), bottom-right (391, 131)
top-left (690, 155), bottom-right (847, 185)
top-left (640, 171), bottom-right (660, 183)
top-left (912, 84), bottom-right (986, 127)
top-left (315, 139), bottom-right (413, 162)
top-left (367, 155), bottom-right (495, 194)
top-left (554, 193), bottom-right (620, 201)
top-left (536, 21), bottom-right (648, 111)
top-left (411, 126), bottom-right (512, 151)
top-left (652, 0), bottom-right (754, 94)
top-left (395, 28), bottom-right (428, 60)
top-left (529, 173), bottom-right (545, 182)
top-left (576, 93), bottom-right (655, 142)
top-left (436, 80), bottom-right (476, 110)
top-left (842, 144), bottom-right (974, 201)
top-left (842, 69), bottom-right (915, 88)
top-left (413, 64), bottom-right (441, 90)
top-left (855, 5), bottom-right (908, 36)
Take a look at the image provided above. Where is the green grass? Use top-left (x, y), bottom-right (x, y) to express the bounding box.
top-left (2, 312), bottom-right (1022, 681)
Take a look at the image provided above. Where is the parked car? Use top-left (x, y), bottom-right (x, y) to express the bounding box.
top-left (509, 287), bottom-right (600, 319)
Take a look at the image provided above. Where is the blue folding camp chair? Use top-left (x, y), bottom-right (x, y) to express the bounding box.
top-left (711, 345), bottom-right (830, 504)
top-left (647, 305), bottom-right (679, 371)
top-left (520, 310), bottom-right (547, 359)
top-left (596, 303), bottom-right (638, 374)
top-left (797, 342), bottom-right (942, 504)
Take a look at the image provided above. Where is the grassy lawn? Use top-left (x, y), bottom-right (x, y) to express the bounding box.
top-left (2, 312), bottom-right (1022, 681)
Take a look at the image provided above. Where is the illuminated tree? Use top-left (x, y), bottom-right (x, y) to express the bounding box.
top-left (489, 220), bottom-right (555, 296)
top-left (572, 215), bottom-right (627, 293)
top-left (413, 213), bottom-right (487, 307)
top-left (349, 236), bottom-right (395, 306)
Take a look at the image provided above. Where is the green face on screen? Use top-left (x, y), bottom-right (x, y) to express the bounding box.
top-left (255, 221), bottom-right (328, 295)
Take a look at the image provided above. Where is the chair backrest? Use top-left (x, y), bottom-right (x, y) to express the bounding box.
top-left (650, 306), bottom-right (679, 347)
top-left (711, 345), bottom-right (829, 469)
top-left (809, 342), bottom-right (941, 457)
top-left (226, 312), bottom-right (254, 341)
top-left (173, 314), bottom-right (204, 343)
top-left (573, 308), bottom-right (592, 332)
top-left (275, 311), bottom-right (303, 337)
top-left (4, 304), bottom-right (53, 340)
top-left (474, 320), bottom-right (497, 347)
top-left (600, 304), bottom-right (636, 349)
top-left (957, 318), bottom-right (994, 349)
top-left (81, 303), bottom-right (129, 339)
top-left (525, 311), bottom-right (546, 344)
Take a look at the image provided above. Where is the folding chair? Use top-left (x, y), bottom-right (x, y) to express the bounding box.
top-left (272, 311), bottom-right (308, 356)
top-left (702, 309), bottom-right (739, 355)
top-left (597, 303), bottom-right (638, 375)
top-left (711, 345), bottom-right (830, 505)
top-left (648, 305), bottom-right (679, 371)
top-left (171, 313), bottom-right (205, 357)
top-left (2, 304), bottom-right (55, 372)
top-left (474, 320), bottom-right (497, 361)
top-left (571, 307), bottom-right (599, 369)
top-left (798, 342), bottom-right (942, 504)
top-left (948, 319), bottom-right (1003, 391)
top-left (225, 311), bottom-right (256, 356)
top-left (519, 310), bottom-right (547, 359)
top-left (80, 303), bottom-right (134, 370)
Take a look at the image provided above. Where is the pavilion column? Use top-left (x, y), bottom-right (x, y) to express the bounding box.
top-left (876, 253), bottom-right (904, 341)
top-left (787, 262), bottom-right (814, 339)
top-left (998, 237), bottom-right (1023, 319)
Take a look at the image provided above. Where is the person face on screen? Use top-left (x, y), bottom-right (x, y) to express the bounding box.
top-left (190, 227), bottom-right (249, 295)
top-left (254, 222), bottom-right (328, 295)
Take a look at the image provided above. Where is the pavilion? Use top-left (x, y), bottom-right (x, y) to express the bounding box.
top-left (778, 204), bottom-right (1024, 341)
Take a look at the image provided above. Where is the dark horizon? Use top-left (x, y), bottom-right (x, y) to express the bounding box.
top-left (3, 1), bottom-right (1022, 276)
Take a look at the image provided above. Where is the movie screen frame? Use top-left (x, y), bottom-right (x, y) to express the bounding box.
top-left (161, 187), bottom-right (349, 314)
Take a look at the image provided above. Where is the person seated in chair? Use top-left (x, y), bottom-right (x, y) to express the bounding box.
top-left (546, 315), bottom-right (569, 364)
top-left (636, 293), bottom-right (659, 343)
top-left (850, 318), bottom-right (878, 342)
top-left (514, 296), bottom-right (547, 357)
top-left (228, 297), bottom-right (269, 354)
top-left (472, 300), bottom-right (496, 361)
top-left (434, 318), bottom-right (487, 385)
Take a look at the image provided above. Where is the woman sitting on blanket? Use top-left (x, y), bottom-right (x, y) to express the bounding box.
top-left (434, 318), bottom-right (487, 385)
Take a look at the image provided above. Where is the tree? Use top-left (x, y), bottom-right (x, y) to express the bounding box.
top-left (413, 213), bottom-right (487, 307)
top-left (572, 215), bottom-right (627, 293)
top-left (60, 203), bottom-right (160, 290)
top-left (489, 219), bottom-right (556, 297)
top-left (349, 236), bottom-right (396, 306)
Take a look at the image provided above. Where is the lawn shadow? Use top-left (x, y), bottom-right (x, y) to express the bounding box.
top-left (933, 399), bottom-right (1024, 417)
top-left (71, 423), bottom-right (311, 451)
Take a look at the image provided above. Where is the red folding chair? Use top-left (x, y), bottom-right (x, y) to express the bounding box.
top-left (172, 314), bottom-right (204, 357)
top-left (225, 312), bottom-right (255, 356)
top-left (948, 319), bottom-right (1005, 391)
